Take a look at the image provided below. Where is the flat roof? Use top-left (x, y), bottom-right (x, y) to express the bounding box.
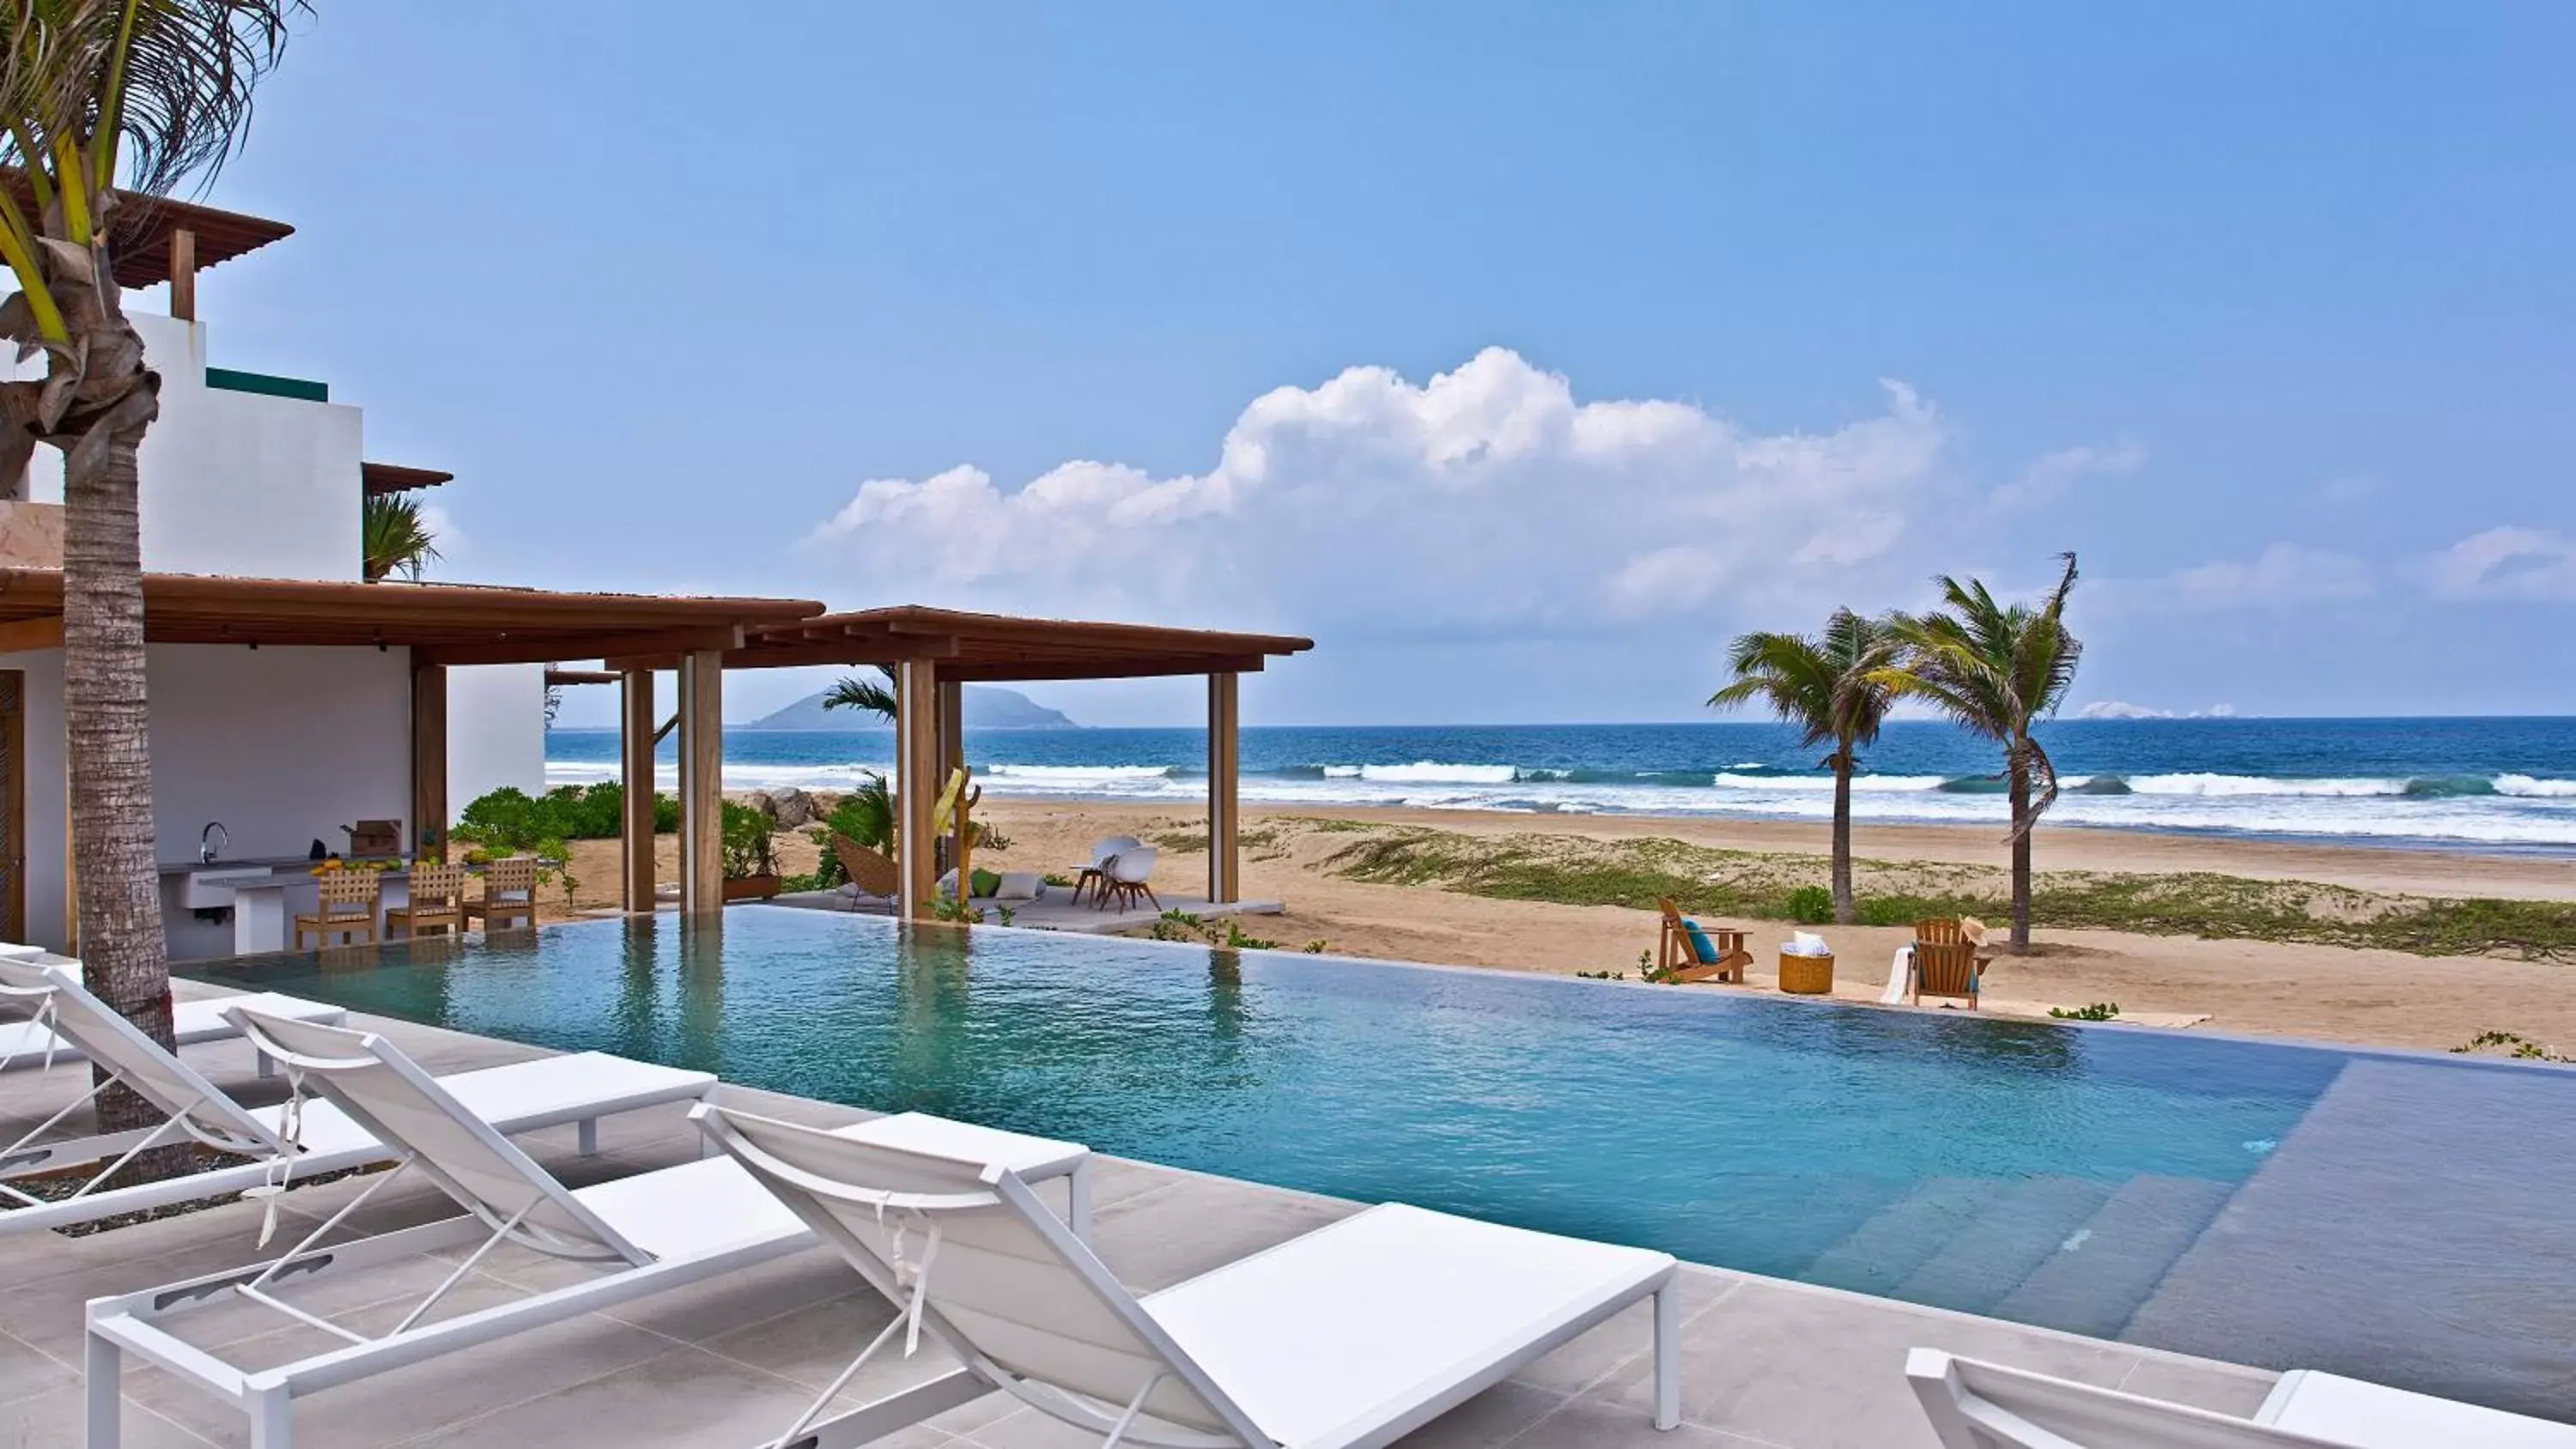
top-left (0, 172), bottom-right (295, 288)
top-left (0, 572), bottom-right (823, 665)
top-left (611, 604), bottom-right (1315, 681)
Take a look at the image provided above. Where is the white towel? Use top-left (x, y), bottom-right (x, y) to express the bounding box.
top-left (1879, 944), bottom-right (1916, 1005)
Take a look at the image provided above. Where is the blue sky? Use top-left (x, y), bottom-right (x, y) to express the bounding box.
top-left (182, 3), bottom-right (2573, 726)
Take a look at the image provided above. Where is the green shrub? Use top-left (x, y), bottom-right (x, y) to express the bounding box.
top-left (2049, 1002), bottom-right (2121, 1022)
top-left (720, 801), bottom-right (778, 879)
top-left (455, 784), bottom-right (676, 853)
top-left (1785, 885), bottom-right (1834, 924)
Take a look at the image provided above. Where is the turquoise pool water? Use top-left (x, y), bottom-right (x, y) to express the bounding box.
top-left (199, 908), bottom-right (2346, 1328)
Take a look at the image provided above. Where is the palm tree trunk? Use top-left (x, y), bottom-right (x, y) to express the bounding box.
top-left (63, 419), bottom-right (175, 1139)
top-left (2007, 747), bottom-right (2032, 950)
top-left (1830, 751), bottom-right (1856, 925)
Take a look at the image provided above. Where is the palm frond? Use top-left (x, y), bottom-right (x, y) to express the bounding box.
top-left (1710, 611), bottom-right (1899, 759)
top-left (822, 664), bottom-right (899, 724)
top-left (361, 491), bottom-right (439, 582)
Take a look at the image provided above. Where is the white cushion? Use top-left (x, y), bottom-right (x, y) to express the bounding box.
top-left (993, 871), bottom-right (1043, 901)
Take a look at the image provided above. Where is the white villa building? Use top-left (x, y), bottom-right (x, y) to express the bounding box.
top-left (0, 193), bottom-right (544, 958)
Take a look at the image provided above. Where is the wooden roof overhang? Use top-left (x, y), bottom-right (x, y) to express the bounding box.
top-left (605, 604), bottom-right (1314, 682)
top-left (0, 173), bottom-right (294, 288)
top-left (0, 571), bottom-right (823, 665)
top-left (361, 463), bottom-right (452, 497)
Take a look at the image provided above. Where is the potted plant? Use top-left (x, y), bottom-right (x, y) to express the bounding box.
top-left (720, 801), bottom-right (782, 901)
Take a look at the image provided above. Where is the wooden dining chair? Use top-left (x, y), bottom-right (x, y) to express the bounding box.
top-left (386, 863), bottom-right (468, 940)
top-left (1911, 917), bottom-right (1988, 1008)
top-left (295, 871), bottom-right (381, 949)
top-left (463, 857), bottom-right (541, 933)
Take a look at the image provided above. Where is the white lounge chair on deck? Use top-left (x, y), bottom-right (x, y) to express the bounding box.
top-left (694, 1100), bottom-right (1686, 1449)
top-left (1907, 1349), bottom-right (2576, 1447)
top-left (1, 947), bottom-right (346, 1077)
top-left (0, 956), bottom-right (712, 1239)
top-left (85, 1008), bottom-right (1092, 1449)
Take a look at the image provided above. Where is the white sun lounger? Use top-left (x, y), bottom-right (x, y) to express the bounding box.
top-left (0, 956), bottom-right (713, 1239)
top-left (694, 1099), bottom-right (1686, 1449)
top-left (1907, 1349), bottom-right (2576, 1448)
top-left (1, 948), bottom-right (347, 1076)
top-left (84, 1008), bottom-right (1091, 1449)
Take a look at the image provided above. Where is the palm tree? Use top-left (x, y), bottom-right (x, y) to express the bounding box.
top-left (1709, 609), bottom-right (1898, 925)
top-left (1879, 554), bottom-right (2083, 950)
top-left (822, 664), bottom-right (897, 724)
top-left (0, 3), bottom-right (299, 1139)
top-left (361, 490), bottom-right (439, 581)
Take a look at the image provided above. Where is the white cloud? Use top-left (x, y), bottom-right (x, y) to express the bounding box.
top-left (803, 349), bottom-right (1951, 633)
top-left (2075, 700), bottom-right (2239, 720)
top-left (2423, 526), bottom-right (2576, 602)
top-left (1990, 440), bottom-right (2144, 510)
top-left (2155, 543), bottom-right (2374, 611)
top-left (415, 502), bottom-right (468, 573)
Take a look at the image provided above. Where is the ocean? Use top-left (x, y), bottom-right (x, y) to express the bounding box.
top-left (545, 717), bottom-right (2576, 852)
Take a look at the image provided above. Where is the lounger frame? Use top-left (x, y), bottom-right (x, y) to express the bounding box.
top-left (698, 1101), bottom-right (1685, 1449)
top-left (0, 958), bottom-right (710, 1237)
top-left (82, 1010), bottom-right (782, 1449)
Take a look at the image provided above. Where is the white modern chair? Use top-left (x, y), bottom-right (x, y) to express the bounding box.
top-left (0, 956), bottom-right (713, 1239)
top-left (1073, 835), bottom-right (1145, 905)
top-left (696, 1100), bottom-right (1685, 1449)
top-left (1099, 845), bottom-right (1161, 912)
top-left (83, 1008), bottom-right (1093, 1449)
top-left (1906, 1349), bottom-right (2576, 1448)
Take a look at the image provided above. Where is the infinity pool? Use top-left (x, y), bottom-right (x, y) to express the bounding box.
top-left (197, 906), bottom-right (2576, 1419)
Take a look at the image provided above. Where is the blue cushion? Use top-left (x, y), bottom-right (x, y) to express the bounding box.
top-left (1682, 920), bottom-right (1722, 963)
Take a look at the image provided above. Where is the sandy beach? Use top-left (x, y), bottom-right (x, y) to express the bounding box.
top-left (550, 797), bottom-right (2576, 1056)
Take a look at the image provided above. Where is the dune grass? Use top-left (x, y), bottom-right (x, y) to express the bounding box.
top-left (1320, 825), bottom-right (2576, 961)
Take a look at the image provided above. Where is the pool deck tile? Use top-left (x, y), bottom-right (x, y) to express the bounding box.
top-left (2127, 1056), bottom-right (2576, 1422)
top-left (0, 984), bottom-right (2299, 1448)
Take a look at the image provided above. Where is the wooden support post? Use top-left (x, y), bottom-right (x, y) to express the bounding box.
top-left (896, 658), bottom-right (941, 920)
top-left (1207, 672), bottom-right (1240, 904)
top-left (621, 668), bottom-right (655, 912)
top-left (935, 677), bottom-right (963, 875)
top-left (411, 660), bottom-right (448, 864)
top-left (168, 228), bottom-right (197, 323)
top-left (677, 651), bottom-right (724, 916)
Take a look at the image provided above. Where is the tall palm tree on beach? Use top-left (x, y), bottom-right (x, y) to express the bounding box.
top-left (1710, 608), bottom-right (1898, 925)
top-left (0, 2), bottom-right (299, 1143)
top-left (1877, 553), bottom-right (2083, 951)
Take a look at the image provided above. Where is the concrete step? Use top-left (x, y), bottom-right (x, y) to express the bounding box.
top-left (1995, 1174), bottom-right (2237, 1340)
top-left (1801, 1177), bottom-right (2006, 1298)
top-left (1895, 1175), bottom-right (2116, 1317)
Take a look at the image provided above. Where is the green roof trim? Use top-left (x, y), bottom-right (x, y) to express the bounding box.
top-left (205, 367), bottom-right (328, 403)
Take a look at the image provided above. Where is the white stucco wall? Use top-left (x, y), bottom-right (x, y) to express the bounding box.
top-left (448, 664), bottom-right (547, 820)
top-left (1, 644), bottom-right (413, 950)
top-left (21, 312), bottom-right (364, 582)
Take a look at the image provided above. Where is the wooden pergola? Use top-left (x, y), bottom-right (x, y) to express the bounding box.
top-left (605, 606), bottom-right (1314, 919)
top-left (0, 570), bottom-right (823, 920)
top-left (0, 172), bottom-right (295, 321)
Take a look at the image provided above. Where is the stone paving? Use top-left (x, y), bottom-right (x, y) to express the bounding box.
top-left (0, 985), bottom-right (2279, 1448)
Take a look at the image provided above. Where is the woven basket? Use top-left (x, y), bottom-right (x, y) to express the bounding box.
top-left (1778, 951), bottom-right (1835, 996)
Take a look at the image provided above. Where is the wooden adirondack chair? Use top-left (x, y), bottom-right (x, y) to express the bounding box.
top-left (1911, 917), bottom-right (1990, 1008)
top-left (1657, 897), bottom-right (1751, 983)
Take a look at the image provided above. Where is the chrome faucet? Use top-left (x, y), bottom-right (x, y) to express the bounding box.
top-left (199, 821), bottom-right (228, 864)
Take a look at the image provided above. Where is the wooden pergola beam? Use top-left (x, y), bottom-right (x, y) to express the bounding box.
top-left (416, 624), bottom-right (744, 670)
top-left (0, 615), bottom-right (63, 653)
top-left (940, 653), bottom-right (1270, 682)
top-left (678, 651), bottom-right (725, 915)
top-left (1207, 672), bottom-right (1240, 904)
